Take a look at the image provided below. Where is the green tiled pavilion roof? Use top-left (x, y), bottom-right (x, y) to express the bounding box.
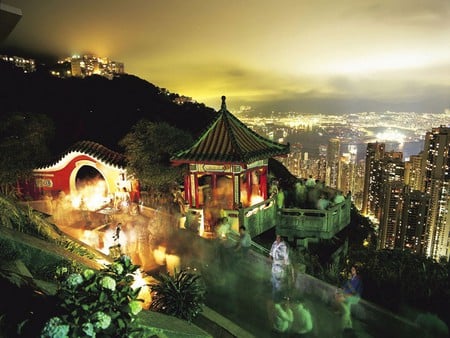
top-left (171, 96), bottom-right (289, 165)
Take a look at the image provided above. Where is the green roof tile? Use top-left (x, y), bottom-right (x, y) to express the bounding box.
top-left (171, 96), bottom-right (289, 165)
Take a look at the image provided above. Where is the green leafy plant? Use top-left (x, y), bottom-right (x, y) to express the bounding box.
top-left (40, 255), bottom-right (144, 338)
top-left (149, 269), bottom-right (206, 322)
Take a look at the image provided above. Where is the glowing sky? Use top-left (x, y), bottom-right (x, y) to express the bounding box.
top-left (2, 0), bottom-right (450, 113)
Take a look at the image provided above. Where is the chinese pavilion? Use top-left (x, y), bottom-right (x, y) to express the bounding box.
top-left (171, 96), bottom-right (289, 236)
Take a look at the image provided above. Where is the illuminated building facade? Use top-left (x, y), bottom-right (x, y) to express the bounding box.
top-left (404, 153), bottom-right (425, 192)
top-left (423, 126), bottom-right (450, 260)
top-left (339, 145), bottom-right (358, 196)
top-left (326, 138), bottom-right (340, 188)
top-left (378, 181), bottom-right (404, 250)
top-left (60, 54), bottom-right (125, 79)
top-left (362, 142), bottom-right (385, 217)
top-left (0, 54), bottom-right (35, 73)
top-left (283, 143), bottom-right (302, 178)
top-left (400, 188), bottom-right (429, 254)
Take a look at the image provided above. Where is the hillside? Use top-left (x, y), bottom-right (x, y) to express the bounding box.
top-left (0, 60), bottom-right (217, 155)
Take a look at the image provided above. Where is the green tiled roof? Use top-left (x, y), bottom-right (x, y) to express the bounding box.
top-left (171, 96), bottom-right (289, 165)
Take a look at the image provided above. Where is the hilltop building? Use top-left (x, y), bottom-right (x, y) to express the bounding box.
top-left (51, 54), bottom-right (125, 79)
top-left (0, 54), bottom-right (36, 73)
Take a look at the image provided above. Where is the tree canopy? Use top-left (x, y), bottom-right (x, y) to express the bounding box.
top-left (0, 112), bottom-right (54, 196)
top-left (119, 120), bottom-right (193, 193)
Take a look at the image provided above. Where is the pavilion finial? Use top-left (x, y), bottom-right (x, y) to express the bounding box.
top-left (221, 95), bottom-right (227, 111)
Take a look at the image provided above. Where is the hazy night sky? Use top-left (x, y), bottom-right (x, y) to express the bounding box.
top-left (2, 0), bottom-right (450, 114)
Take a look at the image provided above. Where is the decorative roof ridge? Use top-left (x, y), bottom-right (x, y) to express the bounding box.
top-left (171, 96), bottom-right (290, 164)
top-left (220, 97), bottom-right (245, 159)
top-left (37, 140), bottom-right (127, 169)
top-left (172, 101), bottom-right (224, 158)
top-left (220, 99), bottom-right (289, 149)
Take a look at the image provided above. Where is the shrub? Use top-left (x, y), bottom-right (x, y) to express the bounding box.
top-left (149, 269), bottom-right (205, 322)
top-left (40, 255), bottom-right (144, 338)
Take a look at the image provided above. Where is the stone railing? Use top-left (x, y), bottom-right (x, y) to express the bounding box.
top-left (277, 197), bottom-right (351, 241)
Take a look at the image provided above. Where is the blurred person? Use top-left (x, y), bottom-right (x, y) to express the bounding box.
top-left (334, 264), bottom-right (363, 332)
top-left (272, 296), bottom-right (293, 336)
top-left (316, 193), bottom-right (330, 210)
top-left (235, 225), bottom-right (251, 257)
top-left (277, 187), bottom-right (285, 209)
top-left (333, 190), bottom-right (346, 205)
top-left (270, 234), bottom-right (290, 301)
top-left (216, 217), bottom-right (234, 268)
top-left (305, 175), bottom-right (316, 188)
top-left (290, 297), bottom-right (314, 337)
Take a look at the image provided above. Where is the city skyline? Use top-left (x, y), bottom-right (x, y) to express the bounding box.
top-left (1, 0), bottom-right (449, 114)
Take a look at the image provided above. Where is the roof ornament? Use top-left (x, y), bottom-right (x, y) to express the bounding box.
top-left (221, 95), bottom-right (227, 111)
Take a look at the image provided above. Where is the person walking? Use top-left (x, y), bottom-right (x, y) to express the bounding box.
top-left (235, 225), bottom-right (251, 257)
top-left (270, 234), bottom-right (290, 301)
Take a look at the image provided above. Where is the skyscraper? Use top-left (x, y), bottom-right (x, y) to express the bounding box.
top-left (379, 181), bottom-right (404, 250)
top-left (404, 153), bottom-right (425, 192)
top-left (362, 142), bottom-right (385, 216)
top-left (326, 138), bottom-right (340, 188)
top-left (422, 126), bottom-right (450, 260)
top-left (400, 188), bottom-right (429, 255)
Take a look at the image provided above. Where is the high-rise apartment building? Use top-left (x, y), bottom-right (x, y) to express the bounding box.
top-left (339, 145), bottom-right (357, 196)
top-left (326, 138), bottom-right (340, 188)
top-left (422, 126), bottom-right (450, 260)
top-left (379, 181), bottom-right (404, 250)
top-left (404, 153), bottom-right (425, 192)
top-left (362, 142), bottom-right (385, 216)
top-left (376, 153), bottom-right (405, 249)
top-left (400, 188), bottom-right (429, 255)
top-left (283, 143), bottom-right (302, 177)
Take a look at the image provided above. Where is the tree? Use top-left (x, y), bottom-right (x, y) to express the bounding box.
top-left (0, 112), bottom-right (54, 197)
top-left (119, 120), bottom-right (193, 197)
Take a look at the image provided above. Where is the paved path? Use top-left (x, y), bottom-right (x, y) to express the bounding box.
top-left (177, 231), bottom-right (419, 338)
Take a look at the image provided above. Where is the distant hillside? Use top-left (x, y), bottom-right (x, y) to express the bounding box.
top-left (0, 60), bottom-right (217, 155)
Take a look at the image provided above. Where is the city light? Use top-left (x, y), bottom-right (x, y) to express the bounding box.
top-left (375, 129), bottom-right (405, 143)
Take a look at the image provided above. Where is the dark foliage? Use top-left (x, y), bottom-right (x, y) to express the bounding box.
top-left (268, 157), bottom-right (297, 189)
top-left (0, 269), bottom-right (60, 338)
top-left (0, 60), bottom-right (216, 156)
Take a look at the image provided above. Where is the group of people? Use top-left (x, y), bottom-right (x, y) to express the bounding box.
top-left (269, 233), bottom-right (364, 336)
top-left (272, 296), bottom-right (314, 337)
top-left (271, 175), bottom-right (349, 211)
top-left (269, 234), bottom-right (314, 336)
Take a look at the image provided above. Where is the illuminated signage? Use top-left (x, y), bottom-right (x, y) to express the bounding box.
top-left (35, 178), bottom-right (53, 188)
top-left (201, 164), bottom-right (231, 172)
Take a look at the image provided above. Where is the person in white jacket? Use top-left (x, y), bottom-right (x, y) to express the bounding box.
top-left (270, 234), bottom-right (290, 301)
